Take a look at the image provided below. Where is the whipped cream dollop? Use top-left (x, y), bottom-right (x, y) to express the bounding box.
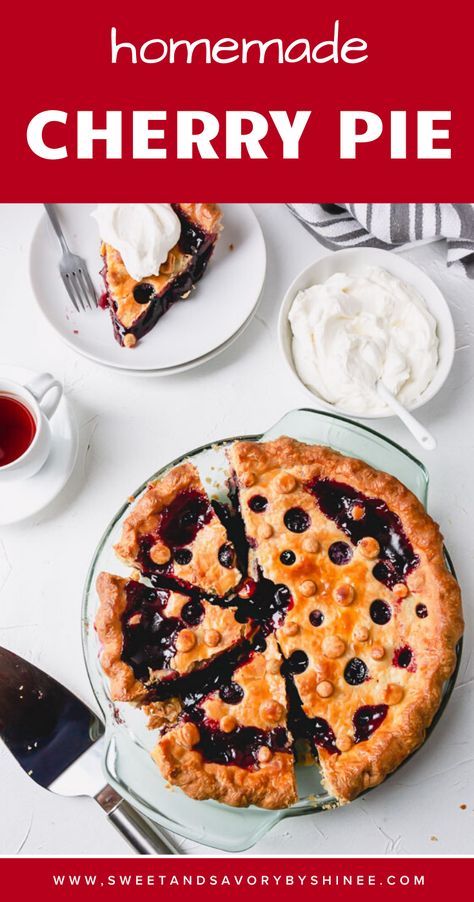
top-left (92, 204), bottom-right (181, 281)
top-left (288, 266), bottom-right (439, 415)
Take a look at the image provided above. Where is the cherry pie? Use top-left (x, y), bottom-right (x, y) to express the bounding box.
top-left (95, 438), bottom-right (463, 809)
top-left (100, 204), bottom-right (222, 347)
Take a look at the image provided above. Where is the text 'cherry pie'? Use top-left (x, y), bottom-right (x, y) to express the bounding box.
top-left (95, 438), bottom-right (463, 809)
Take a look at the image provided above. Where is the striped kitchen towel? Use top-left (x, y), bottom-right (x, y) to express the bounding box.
top-left (288, 204), bottom-right (474, 278)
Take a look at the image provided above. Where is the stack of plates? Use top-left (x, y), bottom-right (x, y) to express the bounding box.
top-left (29, 204), bottom-right (266, 375)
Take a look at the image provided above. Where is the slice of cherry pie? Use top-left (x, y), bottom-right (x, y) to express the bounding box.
top-left (95, 439), bottom-right (462, 810)
top-left (114, 461), bottom-right (242, 596)
top-left (95, 572), bottom-right (251, 705)
top-left (152, 634), bottom-right (297, 809)
top-left (100, 203), bottom-right (222, 347)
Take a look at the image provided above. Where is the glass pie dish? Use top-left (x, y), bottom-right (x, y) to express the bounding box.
top-left (82, 408), bottom-right (461, 852)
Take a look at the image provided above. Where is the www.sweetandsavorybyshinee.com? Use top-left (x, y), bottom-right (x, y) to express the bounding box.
top-left (52, 874), bottom-right (425, 888)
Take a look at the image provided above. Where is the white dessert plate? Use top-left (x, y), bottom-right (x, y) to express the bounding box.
top-left (29, 204), bottom-right (266, 373)
top-left (0, 365), bottom-right (78, 525)
top-left (97, 298), bottom-right (262, 378)
top-left (278, 247), bottom-right (455, 419)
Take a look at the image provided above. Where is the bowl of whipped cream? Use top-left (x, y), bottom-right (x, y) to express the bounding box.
top-left (278, 247), bottom-right (455, 418)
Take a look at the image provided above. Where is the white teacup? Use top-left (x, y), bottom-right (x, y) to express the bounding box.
top-left (0, 373), bottom-right (63, 482)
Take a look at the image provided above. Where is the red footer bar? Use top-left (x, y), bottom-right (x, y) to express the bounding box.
top-left (2, 857), bottom-right (473, 900)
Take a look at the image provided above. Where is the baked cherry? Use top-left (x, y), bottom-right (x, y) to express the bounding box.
top-left (416, 603), bottom-right (428, 619)
top-left (328, 541), bottom-right (353, 565)
top-left (344, 657), bottom-right (368, 685)
top-left (218, 543), bottom-right (236, 569)
top-left (309, 609), bottom-right (324, 627)
top-left (274, 584), bottom-right (292, 609)
top-left (248, 495), bottom-right (268, 513)
top-left (280, 550), bottom-right (296, 566)
top-left (286, 650), bottom-right (309, 674)
top-left (238, 577), bottom-right (257, 599)
top-left (372, 561), bottom-right (391, 584)
top-left (370, 599), bottom-right (392, 625)
top-left (393, 645), bottom-right (414, 669)
top-left (133, 282), bottom-right (156, 304)
top-left (353, 704), bottom-right (388, 743)
top-left (174, 548), bottom-right (192, 565)
top-left (181, 600), bottom-right (205, 626)
top-left (219, 681), bottom-right (245, 704)
top-left (284, 508), bottom-right (311, 533)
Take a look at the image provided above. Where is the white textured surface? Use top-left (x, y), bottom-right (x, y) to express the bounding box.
top-left (0, 203), bottom-right (472, 856)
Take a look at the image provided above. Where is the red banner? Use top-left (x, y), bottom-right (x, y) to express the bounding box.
top-left (2, 0), bottom-right (474, 200)
top-left (2, 857), bottom-right (473, 900)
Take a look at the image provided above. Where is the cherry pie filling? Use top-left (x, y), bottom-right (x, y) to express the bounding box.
top-left (234, 573), bottom-right (293, 635)
top-left (306, 478), bottom-right (419, 589)
top-left (136, 489), bottom-right (215, 583)
top-left (120, 579), bottom-right (239, 686)
top-left (121, 581), bottom-right (184, 681)
top-left (146, 638), bottom-right (252, 706)
top-left (100, 205), bottom-right (217, 346)
top-left (285, 668), bottom-right (338, 755)
top-left (353, 705), bottom-right (388, 742)
top-left (117, 472), bottom-right (425, 776)
top-left (188, 717), bottom-right (290, 769)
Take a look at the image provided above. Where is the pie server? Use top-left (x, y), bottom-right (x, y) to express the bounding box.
top-left (0, 646), bottom-right (179, 855)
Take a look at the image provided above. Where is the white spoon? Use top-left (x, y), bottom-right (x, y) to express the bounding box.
top-left (376, 381), bottom-right (437, 451)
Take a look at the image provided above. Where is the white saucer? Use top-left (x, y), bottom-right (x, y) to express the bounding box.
top-left (29, 204), bottom-right (266, 373)
top-left (0, 365), bottom-right (78, 525)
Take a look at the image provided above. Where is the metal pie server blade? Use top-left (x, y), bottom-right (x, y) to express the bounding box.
top-left (0, 646), bottom-right (179, 854)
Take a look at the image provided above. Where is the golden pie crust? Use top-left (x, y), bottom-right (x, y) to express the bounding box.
top-left (228, 437), bottom-right (463, 802)
top-left (114, 461), bottom-right (242, 595)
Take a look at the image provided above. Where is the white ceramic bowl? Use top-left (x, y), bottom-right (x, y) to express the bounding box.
top-left (278, 247), bottom-right (455, 419)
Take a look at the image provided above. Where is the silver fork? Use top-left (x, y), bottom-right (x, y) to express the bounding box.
top-left (44, 204), bottom-right (98, 312)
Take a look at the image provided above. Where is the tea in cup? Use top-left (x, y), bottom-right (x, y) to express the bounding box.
top-left (0, 373), bottom-right (63, 482)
